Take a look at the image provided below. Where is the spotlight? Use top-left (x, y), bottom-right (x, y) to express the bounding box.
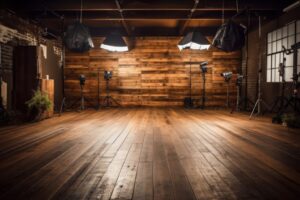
top-left (104, 71), bottom-right (113, 80)
top-left (178, 31), bottom-right (210, 51)
top-left (200, 61), bottom-right (208, 73)
top-left (221, 72), bottom-right (233, 82)
top-left (100, 35), bottom-right (128, 52)
top-left (79, 74), bottom-right (86, 86)
top-left (236, 74), bottom-right (244, 86)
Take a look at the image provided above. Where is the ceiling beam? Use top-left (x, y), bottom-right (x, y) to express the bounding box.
top-left (115, 0), bottom-right (131, 35)
top-left (6, 0), bottom-right (289, 12)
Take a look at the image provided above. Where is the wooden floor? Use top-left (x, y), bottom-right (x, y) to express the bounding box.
top-left (0, 108), bottom-right (299, 200)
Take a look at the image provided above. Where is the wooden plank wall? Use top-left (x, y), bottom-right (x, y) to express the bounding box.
top-left (65, 37), bottom-right (241, 107)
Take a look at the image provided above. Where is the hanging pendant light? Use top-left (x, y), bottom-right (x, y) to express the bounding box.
top-left (100, 34), bottom-right (129, 52)
top-left (64, 0), bottom-right (94, 53)
top-left (178, 31), bottom-right (210, 51)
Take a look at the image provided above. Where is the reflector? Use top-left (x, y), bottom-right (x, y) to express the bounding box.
top-left (100, 35), bottom-right (129, 52)
top-left (178, 31), bottom-right (210, 51)
top-left (212, 20), bottom-right (245, 52)
top-left (64, 22), bottom-right (94, 53)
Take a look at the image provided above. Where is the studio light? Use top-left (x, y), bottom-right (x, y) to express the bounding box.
top-left (221, 72), bottom-right (233, 82)
top-left (64, 22), bottom-right (94, 53)
top-left (236, 74), bottom-right (244, 86)
top-left (100, 35), bottom-right (129, 52)
top-left (79, 74), bottom-right (86, 86)
top-left (104, 71), bottom-right (113, 80)
top-left (178, 31), bottom-right (210, 51)
top-left (212, 20), bottom-right (245, 52)
top-left (200, 61), bottom-right (208, 73)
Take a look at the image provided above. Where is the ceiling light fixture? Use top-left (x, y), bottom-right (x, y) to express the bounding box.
top-left (178, 31), bottom-right (210, 51)
top-left (100, 35), bottom-right (129, 52)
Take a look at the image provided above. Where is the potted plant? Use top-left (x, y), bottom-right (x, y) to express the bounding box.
top-left (26, 90), bottom-right (52, 122)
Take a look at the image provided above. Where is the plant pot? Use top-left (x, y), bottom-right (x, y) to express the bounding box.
top-left (27, 107), bottom-right (45, 122)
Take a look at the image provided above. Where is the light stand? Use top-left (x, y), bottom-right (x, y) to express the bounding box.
top-left (221, 72), bottom-right (232, 108)
top-left (231, 74), bottom-right (243, 113)
top-left (273, 42), bottom-right (300, 121)
top-left (0, 45), bottom-right (5, 113)
top-left (249, 16), bottom-right (270, 119)
top-left (102, 71), bottom-right (120, 107)
top-left (271, 54), bottom-right (288, 113)
top-left (97, 68), bottom-right (100, 110)
top-left (199, 61), bottom-right (208, 109)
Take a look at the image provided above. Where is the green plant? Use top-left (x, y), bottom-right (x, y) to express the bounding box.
top-left (26, 90), bottom-right (51, 121)
top-left (282, 113), bottom-right (300, 128)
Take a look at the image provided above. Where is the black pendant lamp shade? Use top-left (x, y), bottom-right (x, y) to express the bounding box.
top-left (212, 20), bottom-right (245, 52)
top-left (100, 35), bottom-right (129, 52)
top-left (178, 31), bottom-right (210, 51)
top-left (64, 22), bottom-right (94, 53)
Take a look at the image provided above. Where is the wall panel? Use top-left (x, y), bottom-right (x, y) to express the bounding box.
top-left (65, 37), bottom-right (241, 107)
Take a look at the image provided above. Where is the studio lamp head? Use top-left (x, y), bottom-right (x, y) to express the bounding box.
top-left (79, 74), bottom-right (86, 86)
top-left (178, 31), bottom-right (210, 51)
top-left (200, 61), bottom-right (208, 73)
top-left (221, 72), bottom-right (232, 82)
top-left (100, 35), bottom-right (128, 52)
top-left (236, 74), bottom-right (244, 86)
top-left (104, 71), bottom-right (113, 80)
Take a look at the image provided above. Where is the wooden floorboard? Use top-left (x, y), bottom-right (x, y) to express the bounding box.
top-left (0, 108), bottom-right (299, 200)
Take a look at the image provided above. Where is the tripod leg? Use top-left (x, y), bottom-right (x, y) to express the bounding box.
top-left (250, 99), bottom-right (259, 119)
top-left (59, 97), bottom-right (66, 116)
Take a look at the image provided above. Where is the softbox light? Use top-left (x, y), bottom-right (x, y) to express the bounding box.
top-left (212, 20), bottom-right (245, 52)
top-left (100, 35), bottom-right (128, 52)
top-left (64, 22), bottom-right (94, 53)
top-left (178, 31), bottom-right (210, 51)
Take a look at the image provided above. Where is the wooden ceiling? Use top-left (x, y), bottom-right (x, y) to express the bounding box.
top-left (2, 0), bottom-right (296, 37)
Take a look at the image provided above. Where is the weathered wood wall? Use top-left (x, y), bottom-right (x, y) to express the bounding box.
top-left (65, 37), bottom-right (241, 107)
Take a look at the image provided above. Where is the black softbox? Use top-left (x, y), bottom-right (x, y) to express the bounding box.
top-left (212, 20), bottom-right (245, 52)
top-left (64, 22), bottom-right (94, 53)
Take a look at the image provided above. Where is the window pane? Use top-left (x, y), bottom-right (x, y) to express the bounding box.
top-left (272, 55), bottom-right (276, 68)
top-left (288, 23), bottom-right (295, 36)
top-left (285, 66), bottom-right (293, 81)
top-left (283, 26), bottom-right (288, 37)
top-left (272, 69), bottom-right (276, 81)
top-left (276, 39), bottom-right (282, 51)
top-left (272, 31), bottom-right (277, 41)
top-left (268, 33), bottom-right (272, 43)
top-left (267, 55), bottom-right (271, 68)
top-left (286, 53), bottom-right (293, 67)
top-left (288, 35), bottom-right (295, 48)
top-left (297, 33), bottom-right (300, 42)
top-left (280, 52), bottom-right (284, 64)
top-left (275, 53), bottom-right (280, 68)
top-left (267, 43), bottom-right (272, 54)
top-left (277, 29), bottom-right (282, 40)
top-left (297, 20), bottom-right (300, 33)
top-left (272, 42), bottom-right (277, 53)
top-left (282, 37), bottom-right (288, 49)
top-left (267, 69), bottom-right (271, 82)
top-left (275, 68), bottom-right (280, 82)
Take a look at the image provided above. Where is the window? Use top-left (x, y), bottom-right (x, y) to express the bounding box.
top-left (266, 20), bottom-right (300, 82)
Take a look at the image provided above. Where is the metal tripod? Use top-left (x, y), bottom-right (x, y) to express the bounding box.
top-left (102, 78), bottom-right (120, 107)
top-left (249, 16), bottom-right (270, 119)
top-left (225, 80), bottom-right (230, 108)
top-left (200, 70), bottom-right (206, 109)
top-left (270, 56), bottom-right (288, 113)
top-left (249, 69), bottom-right (270, 119)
